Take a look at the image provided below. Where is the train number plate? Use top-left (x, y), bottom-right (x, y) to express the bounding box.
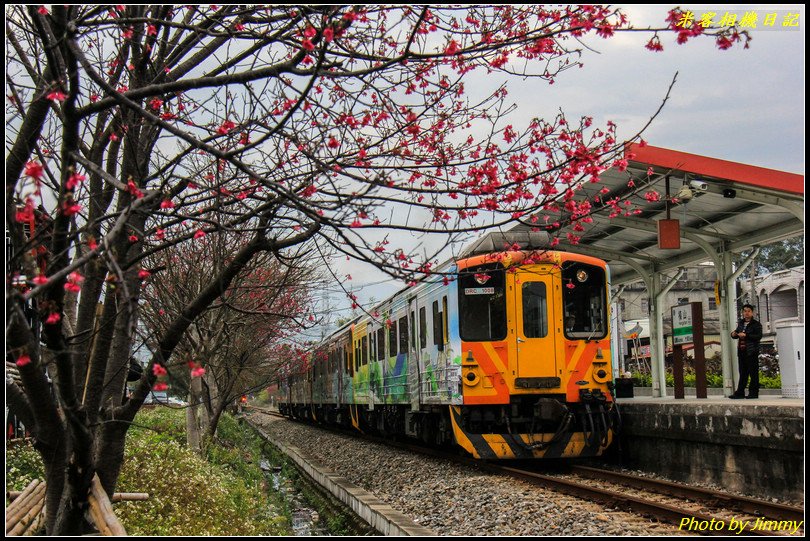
top-left (464, 287), bottom-right (495, 295)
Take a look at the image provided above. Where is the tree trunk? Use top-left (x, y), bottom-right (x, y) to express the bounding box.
top-left (206, 400), bottom-right (228, 442)
top-left (94, 417), bottom-right (132, 497)
top-left (186, 377), bottom-right (203, 452)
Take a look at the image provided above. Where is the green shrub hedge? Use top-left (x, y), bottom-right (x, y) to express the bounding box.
top-left (5, 407), bottom-right (290, 536)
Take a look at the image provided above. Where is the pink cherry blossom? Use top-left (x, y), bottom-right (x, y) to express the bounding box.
top-left (24, 161), bottom-right (44, 180)
top-left (217, 120), bottom-right (236, 135)
top-left (16, 353), bottom-right (32, 367)
top-left (152, 364), bottom-right (167, 377)
top-left (47, 90), bottom-right (67, 102)
top-left (66, 173), bottom-right (86, 190)
top-left (64, 271), bottom-right (84, 293)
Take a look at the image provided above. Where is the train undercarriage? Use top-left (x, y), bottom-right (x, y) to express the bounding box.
top-left (279, 393), bottom-right (620, 459)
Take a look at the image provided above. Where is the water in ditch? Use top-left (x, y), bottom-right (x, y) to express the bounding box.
top-left (261, 459), bottom-right (330, 536)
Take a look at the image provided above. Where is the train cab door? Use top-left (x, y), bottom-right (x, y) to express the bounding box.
top-left (513, 271), bottom-right (558, 382)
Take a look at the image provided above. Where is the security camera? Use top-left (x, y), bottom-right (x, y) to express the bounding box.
top-left (689, 180), bottom-right (708, 191)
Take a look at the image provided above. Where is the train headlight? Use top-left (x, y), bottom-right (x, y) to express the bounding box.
top-left (576, 269), bottom-right (588, 282)
top-left (593, 368), bottom-right (610, 383)
top-left (463, 369), bottom-right (480, 386)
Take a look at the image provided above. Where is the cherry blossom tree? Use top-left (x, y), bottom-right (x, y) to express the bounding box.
top-left (5, 5), bottom-right (747, 534)
top-left (139, 233), bottom-right (320, 450)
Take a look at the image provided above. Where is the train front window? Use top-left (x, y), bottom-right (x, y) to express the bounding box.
top-left (522, 282), bottom-right (548, 338)
top-left (562, 263), bottom-right (607, 340)
top-left (459, 264), bottom-right (507, 341)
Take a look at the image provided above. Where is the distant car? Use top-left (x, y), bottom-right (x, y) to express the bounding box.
top-left (143, 390), bottom-right (167, 405)
top-left (167, 397), bottom-right (187, 407)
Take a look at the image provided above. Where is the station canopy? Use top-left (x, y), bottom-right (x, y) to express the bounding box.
top-left (512, 143), bottom-right (805, 285)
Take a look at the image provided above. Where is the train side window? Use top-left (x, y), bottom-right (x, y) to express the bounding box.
top-left (410, 311), bottom-right (416, 350)
top-left (522, 282), bottom-right (548, 338)
top-left (369, 331), bottom-right (375, 365)
top-left (388, 320), bottom-right (397, 358)
top-left (398, 316), bottom-right (408, 354)
top-left (362, 335), bottom-right (368, 366)
top-left (432, 300), bottom-right (443, 349)
top-left (419, 306), bottom-right (427, 349)
top-left (377, 328), bottom-right (385, 361)
top-left (442, 296), bottom-right (448, 344)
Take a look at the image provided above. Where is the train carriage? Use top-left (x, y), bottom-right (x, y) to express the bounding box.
top-left (278, 232), bottom-right (619, 459)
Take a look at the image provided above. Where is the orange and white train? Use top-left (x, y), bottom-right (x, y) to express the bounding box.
top-left (278, 233), bottom-right (620, 459)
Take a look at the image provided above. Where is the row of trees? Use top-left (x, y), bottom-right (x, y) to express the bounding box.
top-left (140, 234), bottom-right (320, 450)
top-left (6, 5), bottom-right (747, 534)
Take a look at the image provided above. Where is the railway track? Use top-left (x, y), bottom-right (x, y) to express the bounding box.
top-left (485, 463), bottom-right (802, 537)
top-left (568, 465), bottom-right (804, 525)
top-left (247, 407), bottom-right (804, 536)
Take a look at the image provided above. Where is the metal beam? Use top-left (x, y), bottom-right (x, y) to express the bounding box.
top-left (552, 243), bottom-right (660, 265)
top-left (608, 217), bottom-right (801, 280)
top-left (588, 213), bottom-right (737, 242)
top-left (652, 268), bottom-right (685, 397)
top-left (727, 218), bottom-right (804, 252)
top-left (703, 183), bottom-right (804, 208)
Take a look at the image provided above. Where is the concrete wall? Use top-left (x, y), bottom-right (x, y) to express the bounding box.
top-left (605, 402), bottom-right (804, 501)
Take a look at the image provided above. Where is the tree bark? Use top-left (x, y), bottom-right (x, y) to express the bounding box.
top-left (186, 376), bottom-right (203, 452)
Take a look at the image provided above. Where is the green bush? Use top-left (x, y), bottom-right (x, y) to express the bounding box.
top-left (759, 374), bottom-right (782, 389)
top-left (127, 405), bottom-right (186, 446)
top-left (5, 442), bottom-right (45, 491)
top-left (4, 408), bottom-right (290, 536)
top-left (255, 389), bottom-right (272, 405)
top-left (117, 408), bottom-right (289, 536)
top-left (630, 370), bottom-right (781, 389)
top-left (205, 413), bottom-right (265, 486)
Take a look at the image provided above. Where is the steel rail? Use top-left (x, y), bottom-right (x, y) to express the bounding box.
top-left (570, 465), bottom-right (804, 524)
top-left (477, 463), bottom-right (781, 537)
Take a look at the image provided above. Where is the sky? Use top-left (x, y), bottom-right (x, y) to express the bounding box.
top-left (523, 4), bottom-right (805, 173)
top-left (306, 4), bottom-right (806, 339)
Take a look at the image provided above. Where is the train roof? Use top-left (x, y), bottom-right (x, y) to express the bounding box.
top-left (458, 230), bottom-right (550, 259)
top-left (314, 232), bottom-right (604, 349)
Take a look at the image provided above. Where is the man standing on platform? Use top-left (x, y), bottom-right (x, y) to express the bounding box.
top-left (729, 304), bottom-right (763, 399)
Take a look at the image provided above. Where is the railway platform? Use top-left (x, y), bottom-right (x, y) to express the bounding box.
top-left (607, 394), bottom-right (804, 502)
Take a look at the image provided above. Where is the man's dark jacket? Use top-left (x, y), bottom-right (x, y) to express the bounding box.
top-left (732, 318), bottom-right (763, 355)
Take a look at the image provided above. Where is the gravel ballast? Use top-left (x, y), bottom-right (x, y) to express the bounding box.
top-left (248, 412), bottom-right (692, 536)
